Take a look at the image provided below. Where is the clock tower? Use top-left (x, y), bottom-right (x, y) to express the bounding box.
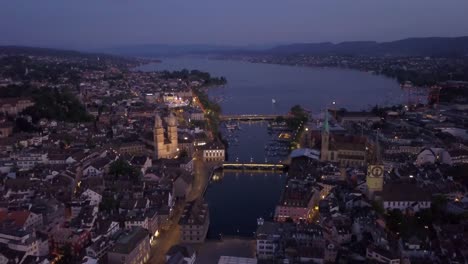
top-left (366, 133), bottom-right (384, 199)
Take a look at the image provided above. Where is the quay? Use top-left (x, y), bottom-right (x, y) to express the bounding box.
top-left (220, 114), bottom-right (289, 121)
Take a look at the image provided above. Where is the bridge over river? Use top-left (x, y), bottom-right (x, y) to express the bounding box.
top-left (220, 114), bottom-right (289, 121)
top-left (221, 162), bottom-right (287, 170)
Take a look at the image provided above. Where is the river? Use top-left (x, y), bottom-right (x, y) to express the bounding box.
top-left (138, 57), bottom-right (402, 237)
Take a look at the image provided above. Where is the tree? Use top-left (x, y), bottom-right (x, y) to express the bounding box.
top-left (99, 195), bottom-right (119, 214)
top-left (385, 209), bottom-right (404, 233)
top-left (56, 244), bottom-right (73, 264)
top-left (179, 150), bottom-right (188, 159)
top-left (109, 158), bottom-right (140, 183)
top-left (14, 117), bottom-right (37, 133)
top-left (371, 200), bottom-right (385, 215)
top-left (20, 86), bottom-right (91, 123)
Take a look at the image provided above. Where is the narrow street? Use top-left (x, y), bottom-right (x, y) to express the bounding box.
top-left (149, 151), bottom-right (213, 264)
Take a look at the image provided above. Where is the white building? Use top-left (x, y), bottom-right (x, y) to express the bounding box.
top-left (415, 148), bottom-right (452, 166)
top-left (366, 245), bottom-right (401, 264)
top-left (15, 153), bottom-right (48, 170)
top-left (202, 142), bottom-right (225, 162)
top-left (0, 229), bottom-right (49, 257)
top-left (256, 222), bottom-right (281, 260)
top-left (81, 189), bottom-right (102, 207)
top-left (382, 184), bottom-right (431, 213)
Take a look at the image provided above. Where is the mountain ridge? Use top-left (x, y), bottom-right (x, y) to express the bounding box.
top-left (266, 36), bottom-right (468, 56)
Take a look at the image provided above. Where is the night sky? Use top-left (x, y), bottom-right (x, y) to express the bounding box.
top-left (1, 0), bottom-right (468, 49)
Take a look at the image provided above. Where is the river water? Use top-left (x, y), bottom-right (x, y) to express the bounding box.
top-left (138, 57), bottom-right (402, 237)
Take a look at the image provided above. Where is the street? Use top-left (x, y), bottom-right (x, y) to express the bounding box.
top-left (149, 151), bottom-right (214, 264)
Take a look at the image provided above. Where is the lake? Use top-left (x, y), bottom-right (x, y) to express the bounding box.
top-left (138, 57), bottom-right (403, 114)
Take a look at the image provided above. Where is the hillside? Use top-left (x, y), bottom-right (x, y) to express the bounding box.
top-left (267, 37), bottom-right (468, 56)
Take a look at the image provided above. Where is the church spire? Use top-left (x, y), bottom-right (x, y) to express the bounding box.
top-left (154, 114), bottom-right (163, 128)
top-left (374, 131), bottom-right (382, 164)
top-left (320, 108), bottom-right (330, 162)
top-left (323, 109), bottom-right (330, 134)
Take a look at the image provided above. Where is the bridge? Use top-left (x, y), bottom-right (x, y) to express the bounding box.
top-left (220, 114), bottom-right (289, 121)
top-left (221, 162), bottom-right (286, 170)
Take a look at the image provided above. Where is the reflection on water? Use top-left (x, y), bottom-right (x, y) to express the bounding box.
top-left (206, 170), bottom-right (286, 237)
top-left (220, 121), bottom-right (290, 163)
top-left (205, 122), bottom-right (288, 236)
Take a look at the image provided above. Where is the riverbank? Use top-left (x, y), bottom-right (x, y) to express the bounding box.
top-left (192, 86), bottom-right (222, 137)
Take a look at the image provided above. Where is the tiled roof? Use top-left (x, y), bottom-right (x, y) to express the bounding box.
top-left (0, 210), bottom-right (30, 228)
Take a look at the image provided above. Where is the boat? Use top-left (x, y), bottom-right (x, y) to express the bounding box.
top-left (225, 124), bottom-right (237, 130)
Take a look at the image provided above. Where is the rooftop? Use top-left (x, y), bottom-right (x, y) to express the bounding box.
top-left (110, 227), bottom-right (148, 255)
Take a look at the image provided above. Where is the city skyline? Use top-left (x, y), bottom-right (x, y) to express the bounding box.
top-left (1, 0), bottom-right (468, 49)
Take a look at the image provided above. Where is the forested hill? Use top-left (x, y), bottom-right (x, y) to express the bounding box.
top-left (266, 37), bottom-right (468, 57)
top-left (0, 45), bottom-right (135, 63)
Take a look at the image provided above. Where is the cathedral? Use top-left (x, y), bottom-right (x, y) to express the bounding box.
top-left (319, 111), bottom-right (370, 167)
top-left (154, 112), bottom-right (179, 159)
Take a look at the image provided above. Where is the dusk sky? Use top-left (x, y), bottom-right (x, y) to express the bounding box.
top-left (1, 0), bottom-right (468, 49)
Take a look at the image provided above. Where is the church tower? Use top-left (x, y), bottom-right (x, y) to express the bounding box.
top-left (366, 132), bottom-right (384, 199)
top-left (154, 112), bottom-right (179, 159)
top-left (320, 110), bottom-right (330, 161)
top-left (154, 114), bottom-right (165, 158)
top-left (167, 112), bottom-right (178, 151)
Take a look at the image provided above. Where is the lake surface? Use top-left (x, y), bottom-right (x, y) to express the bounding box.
top-left (138, 57), bottom-right (403, 114)
top-left (139, 58), bottom-right (402, 236)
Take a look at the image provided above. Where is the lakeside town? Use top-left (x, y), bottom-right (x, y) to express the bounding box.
top-left (0, 47), bottom-right (468, 264)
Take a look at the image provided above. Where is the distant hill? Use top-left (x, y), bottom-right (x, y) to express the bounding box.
top-left (100, 44), bottom-right (239, 57)
top-left (0, 45), bottom-right (127, 60)
top-left (100, 44), bottom-right (276, 57)
top-left (0, 45), bottom-right (87, 57)
top-left (266, 37), bottom-right (468, 56)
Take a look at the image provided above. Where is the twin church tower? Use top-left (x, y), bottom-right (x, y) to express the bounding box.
top-left (153, 112), bottom-right (178, 159)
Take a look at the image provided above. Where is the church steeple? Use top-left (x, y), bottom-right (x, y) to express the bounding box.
top-left (154, 114), bottom-right (163, 128)
top-left (320, 110), bottom-right (330, 161)
top-left (323, 109), bottom-right (330, 134)
top-left (370, 131), bottom-right (382, 164)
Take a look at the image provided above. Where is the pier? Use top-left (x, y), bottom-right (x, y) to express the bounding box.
top-left (220, 114), bottom-right (289, 121)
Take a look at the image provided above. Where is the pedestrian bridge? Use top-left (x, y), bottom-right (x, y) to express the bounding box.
top-left (221, 162), bottom-right (286, 170)
top-left (220, 114), bottom-right (288, 121)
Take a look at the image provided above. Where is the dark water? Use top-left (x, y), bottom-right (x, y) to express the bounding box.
top-left (139, 58), bottom-right (402, 236)
top-left (138, 57), bottom-right (402, 114)
top-left (205, 171), bottom-right (286, 237)
top-left (205, 122), bottom-right (288, 237)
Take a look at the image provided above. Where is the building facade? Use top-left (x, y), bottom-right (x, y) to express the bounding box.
top-left (179, 199), bottom-right (210, 243)
top-left (202, 142), bottom-right (225, 162)
top-left (107, 227), bottom-right (150, 264)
